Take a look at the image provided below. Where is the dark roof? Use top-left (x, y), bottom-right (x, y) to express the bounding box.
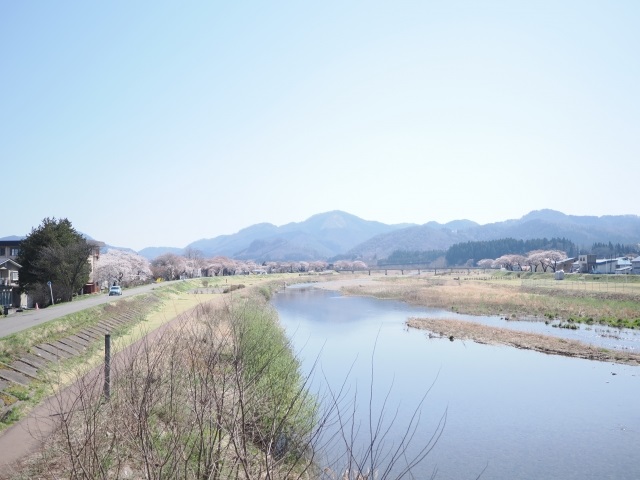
top-left (0, 239), bottom-right (22, 247)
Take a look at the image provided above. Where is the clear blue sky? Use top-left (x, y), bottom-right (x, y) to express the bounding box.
top-left (2, 1), bottom-right (639, 251)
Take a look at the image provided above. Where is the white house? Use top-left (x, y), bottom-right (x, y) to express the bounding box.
top-left (615, 257), bottom-right (633, 274)
top-left (632, 256), bottom-right (640, 275)
top-left (592, 259), bottom-right (618, 274)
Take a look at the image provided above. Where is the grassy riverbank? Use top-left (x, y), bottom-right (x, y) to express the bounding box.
top-left (2, 276), bottom-right (325, 479)
top-left (338, 271), bottom-right (640, 328)
top-left (0, 276), bottom-right (299, 430)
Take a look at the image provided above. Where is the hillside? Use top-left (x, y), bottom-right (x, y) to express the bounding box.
top-left (347, 209), bottom-right (640, 261)
top-left (184, 211), bottom-right (410, 261)
top-left (131, 209), bottom-right (640, 262)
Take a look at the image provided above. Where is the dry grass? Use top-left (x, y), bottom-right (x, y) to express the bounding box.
top-left (406, 317), bottom-right (640, 366)
top-left (338, 273), bottom-right (640, 325)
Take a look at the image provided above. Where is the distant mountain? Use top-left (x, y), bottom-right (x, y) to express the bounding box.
top-left (348, 209), bottom-right (640, 260)
top-left (138, 246), bottom-right (184, 260)
top-left (186, 223), bottom-right (280, 258)
top-left (130, 209), bottom-right (640, 262)
top-left (425, 219), bottom-right (479, 231)
top-left (184, 211), bottom-right (411, 261)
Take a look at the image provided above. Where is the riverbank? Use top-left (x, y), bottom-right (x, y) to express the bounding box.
top-left (0, 275), bottom-right (311, 478)
top-left (327, 272), bottom-right (640, 328)
top-left (406, 317), bottom-right (640, 366)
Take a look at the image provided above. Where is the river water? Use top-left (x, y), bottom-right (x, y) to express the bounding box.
top-left (271, 284), bottom-right (640, 480)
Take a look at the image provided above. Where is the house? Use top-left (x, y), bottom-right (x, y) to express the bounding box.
top-left (0, 237), bottom-right (22, 261)
top-left (84, 240), bottom-right (105, 294)
top-left (592, 259), bottom-right (618, 274)
top-left (0, 258), bottom-right (22, 311)
top-left (577, 254), bottom-right (596, 273)
top-left (0, 238), bottom-right (24, 310)
top-left (615, 257), bottom-right (633, 275)
top-left (0, 236), bottom-right (104, 304)
top-left (633, 256), bottom-right (640, 275)
top-left (555, 257), bottom-right (577, 273)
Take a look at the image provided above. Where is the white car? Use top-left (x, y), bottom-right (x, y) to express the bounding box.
top-left (108, 286), bottom-right (122, 296)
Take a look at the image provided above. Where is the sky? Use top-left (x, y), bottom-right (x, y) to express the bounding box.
top-left (2, 1), bottom-right (639, 251)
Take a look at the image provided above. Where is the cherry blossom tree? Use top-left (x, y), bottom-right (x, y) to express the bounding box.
top-left (183, 247), bottom-right (205, 278)
top-left (151, 253), bottom-right (187, 280)
top-left (476, 258), bottom-right (494, 269)
top-left (95, 249), bottom-right (152, 287)
top-left (492, 254), bottom-right (526, 271)
top-left (526, 250), bottom-right (567, 272)
top-left (309, 260), bottom-right (329, 272)
top-left (204, 256), bottom-right (237, 276)
top-left (333, 260), bottom-right (368, 271)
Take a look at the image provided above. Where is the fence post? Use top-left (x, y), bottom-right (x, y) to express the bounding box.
top-left (104, 333), bottom-right (111, 401)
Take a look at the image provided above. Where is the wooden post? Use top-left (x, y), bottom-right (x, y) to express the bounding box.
top-left (104, 334), bottom-right (111, 401)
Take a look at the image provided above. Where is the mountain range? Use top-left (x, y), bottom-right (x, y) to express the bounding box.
top-left (136, 209), bottom-right (640, 262)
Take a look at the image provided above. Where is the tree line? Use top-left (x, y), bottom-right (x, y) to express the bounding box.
top-left (445, 237), bottom-right (578, 266)
top-left (378, 249), bottom-right (446, 266)
top-left (590, 242), bottom-right (640, 258)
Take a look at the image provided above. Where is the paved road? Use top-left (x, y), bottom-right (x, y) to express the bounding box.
top-left (0, 282), bottom-right (177, 338)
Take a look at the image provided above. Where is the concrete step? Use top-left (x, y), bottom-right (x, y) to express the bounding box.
top-left (31, 347), bottom-right (59, 362)
top-left (0, 367), bottom-right (31, 386)
top-left (73, 332), bottom-right (95, 344)
top-left (79, 328), bottom-right (102, 339)
top-left (8, 360), bottom-right (38, 379)
top-left (47, 341), bottom-right (80, 356)
top-left (35, 343), bottom-right (71, 359)
top-left (67, 334), bottom-right (91, 348)
top-left (58, 337), bottom-right (86, 352)
top-left (20, 353), bottom-right (47, 369)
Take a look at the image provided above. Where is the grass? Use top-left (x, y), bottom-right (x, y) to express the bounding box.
top-left (0, 275), bottom-right (303, 432)
top-left (5, 281), bottom-right (320, 479)
top-left (0, 307), bottom-right (107, 364)
top-left (339, 271), bottom-right (640, 328)
top-left (406, 317), bottom-right (640, 365)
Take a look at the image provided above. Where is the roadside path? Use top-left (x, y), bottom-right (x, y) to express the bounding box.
top-left (0, 282), bottom-right (177, 338)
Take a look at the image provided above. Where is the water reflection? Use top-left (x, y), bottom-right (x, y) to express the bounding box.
top-left (272, 285), bottom-right (640, 480)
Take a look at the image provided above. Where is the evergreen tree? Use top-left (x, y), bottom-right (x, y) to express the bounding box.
top-left (17, 218), bottom-right (93, 305)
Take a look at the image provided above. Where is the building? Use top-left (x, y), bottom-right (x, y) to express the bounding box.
top-left (84, 240), bottom-right (105, 294)
top-left (0, 236), bottom-right (104, 306)
top-left (0, 238), bottom-right (24, 310)
top-left (592, 259), bottom-right (618, 274)
top-left (577, 255), bottom-right (596, 273)
top-left (633, 256), bottom-right (640, 275)
top-left (0, 258), bottom-right (22, 311)
top-left (615, 257), bottom-right (633, 274)
top-left (0, 237), bottom-right (22, 261)
top-left (555, 257), bottom-right (577, 273)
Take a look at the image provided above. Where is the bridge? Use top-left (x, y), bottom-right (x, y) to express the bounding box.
top-left (337, 265), bottom-right (489, 276)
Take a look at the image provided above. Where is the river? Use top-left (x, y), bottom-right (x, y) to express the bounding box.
top-left (271, 284), bottom-right (640, 480)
